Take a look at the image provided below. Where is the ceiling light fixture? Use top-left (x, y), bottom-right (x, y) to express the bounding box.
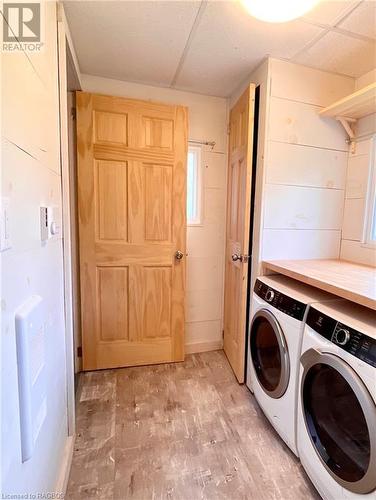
top-left (240, 0), bottom-right (319, 23)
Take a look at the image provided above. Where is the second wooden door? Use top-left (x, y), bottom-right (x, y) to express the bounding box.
top-left (223, 85), bottom-right (256, 383)
top-left (76, 92), bottom-right (188, 370)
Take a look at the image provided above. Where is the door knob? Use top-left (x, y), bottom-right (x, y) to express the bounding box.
top-left (175, 250), bottom-right (184, 260)
top-left (232, 254), bottom-right (250, 263)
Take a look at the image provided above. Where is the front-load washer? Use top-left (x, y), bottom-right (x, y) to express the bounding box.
top-left (297, 300), bottom-right (376, 500)
top-left (247, 275), bottom-right (340, 456)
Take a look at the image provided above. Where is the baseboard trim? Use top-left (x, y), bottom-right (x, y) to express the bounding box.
top-left (185, 340), bottom-right (223, 354)
top-left (55, 434), bottom-right (75, 495)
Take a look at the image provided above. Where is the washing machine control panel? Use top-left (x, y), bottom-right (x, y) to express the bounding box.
top-left (307, 307), bottom-right (376, 367)
top-left (254, 279), bottom-right (306, 321)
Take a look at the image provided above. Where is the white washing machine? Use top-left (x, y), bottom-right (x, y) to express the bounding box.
top-left (297, 300), bottom-right (376, 500)
top-left (246, 275), bottom-right (339, 456)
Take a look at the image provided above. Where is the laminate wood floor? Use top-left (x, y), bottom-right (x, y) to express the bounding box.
top-left (66, 350), bottom-right (321, 500)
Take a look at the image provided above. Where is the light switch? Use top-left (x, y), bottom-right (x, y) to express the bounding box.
top-left (0, 197), bottom-right (12, 252)
top-left (40, 206), bottom-right (60, 241)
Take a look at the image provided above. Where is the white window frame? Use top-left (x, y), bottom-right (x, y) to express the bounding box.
top-left (187, 145), bottom-right (203, 226)
top-left (362, 135), bottom-right (376, 248)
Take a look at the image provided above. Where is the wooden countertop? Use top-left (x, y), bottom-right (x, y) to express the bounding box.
top-left (263, 259), bottom-right (376, 310)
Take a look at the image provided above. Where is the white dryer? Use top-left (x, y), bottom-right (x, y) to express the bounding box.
top-left (247, 275), bottom-right (339, 456)
top-left (297, 300), bottom-right (376, 500)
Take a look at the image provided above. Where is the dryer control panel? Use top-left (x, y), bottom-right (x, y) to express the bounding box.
top-left (254, 279), bottom-right (306, 321)
top-left (307, 307), bottom-right (376, 368)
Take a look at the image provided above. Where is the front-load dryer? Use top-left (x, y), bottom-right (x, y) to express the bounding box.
top-left (247, 275), bottom-right (340, 456)
top-left (297, 300), bottom-right (376, 500)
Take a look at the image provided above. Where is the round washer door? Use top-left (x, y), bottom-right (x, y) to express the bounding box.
top-left (250, 309), bottom-right (290, 399)
top-left (300, 349), bottom-right (376, 494)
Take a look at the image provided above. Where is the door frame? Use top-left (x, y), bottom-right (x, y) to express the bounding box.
top-left (57, 3), bottom-right (82, 438)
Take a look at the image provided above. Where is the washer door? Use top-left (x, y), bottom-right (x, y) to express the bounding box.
top-left (301, 349), bottom-right (376, 494)
top-left (250, 309), bottom-right (290, 399)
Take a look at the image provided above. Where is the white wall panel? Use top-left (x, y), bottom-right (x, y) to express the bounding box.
top-left (187, 224), bottom-right (225, 258)
top-left (341, 110), bottom-right (375, 265)
top-left (270, 59), bottom-right (354, 106)
top-left (269, 96), bottom-right (348, 151)
top-left (340, 240), bottom-right (376, 267)
top-left (185, 320), bottom-right (223, 352)
top-left (350, 137), bottom-right (373, 157)
top-left (356, 113), bottom-right (376, 138)
top-left (262, 229), bottom-right (341, 260)
top-left (266, 141), bottom-right (347, 189)
top-left (186, 289), bottom-right (223, 323)
top-left (203, 151), bottom-right (226, 189)
top-left (345, 154), bottom-right (370, 199)
top-left (342, 198), bottom-right (365, 241)
top-left (186, 256), bottom-right (223, 292)
top-left (264, 184), bottom-right (344, 230)
top-left (1, 4), bottom-right (70, 496)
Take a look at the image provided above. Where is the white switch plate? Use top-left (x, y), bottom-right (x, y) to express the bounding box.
top-left (0, 197), bottom-right (12, 252)
top-left (40, 206), bottom-right (61, 242)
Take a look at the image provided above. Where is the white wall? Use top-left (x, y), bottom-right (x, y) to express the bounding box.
top-left (81, 74), bottom-right (228, 353)
top-left (1, 2), bottom-right (71, 496)
top-left (233, 59), bottom-right (354, 274)
top-left (262, 59), bottom-right (354, 262)
top-left (340, 69), bottom-right (376, 266)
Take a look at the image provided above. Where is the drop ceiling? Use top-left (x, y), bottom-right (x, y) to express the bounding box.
top-left (63, 0), bottom-right (376, 97)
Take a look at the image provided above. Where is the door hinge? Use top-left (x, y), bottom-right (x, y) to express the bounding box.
top-left (222, 329), bottom-right (224, 339)
top-left (71, 107), bottom-right (76, 120)
top-left (77, 346), bottom-right (82, 358)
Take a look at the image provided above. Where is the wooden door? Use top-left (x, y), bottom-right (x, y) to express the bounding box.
top-left (223, 85), bottom-right (256, 383)
top-left (76, 92), bottom-right (188, 371)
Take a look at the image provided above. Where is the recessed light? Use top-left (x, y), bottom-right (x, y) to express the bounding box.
top-left (240, 0), bottom-right (319, 23)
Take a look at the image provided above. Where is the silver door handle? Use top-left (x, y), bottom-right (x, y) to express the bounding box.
top-left (175, 250), bottom-right (184, 260)
top-left (232, 254), bottom-right (250, 263)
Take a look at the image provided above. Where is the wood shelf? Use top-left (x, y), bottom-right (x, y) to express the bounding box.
top-left (319, 83), bottom-right (376, 141)
top-left (263, 259), bottom-right (376, 310)
top-left (319, 83), bottom-right (376, 120)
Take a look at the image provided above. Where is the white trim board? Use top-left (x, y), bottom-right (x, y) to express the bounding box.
top-left (54, 435), bottom-right (75, 496)
top-left (185, 340), bottom-right (223, 355)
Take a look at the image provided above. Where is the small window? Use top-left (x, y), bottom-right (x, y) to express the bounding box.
top-left (187, 146), bottom-right (202, 225)
top-left (363, 136), bottom-right (376, 247)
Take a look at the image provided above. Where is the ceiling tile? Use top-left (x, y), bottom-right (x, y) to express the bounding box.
top-left (174, 1), bottom-right (323, 97)
top-left (338, 0), bottom-right (376, 39)
top-left (63, 1), bottom-right (200, 86)
top-left (295, 30), bottom-right (376, 77)
top-left (303, 0), bottom-right (361, 26)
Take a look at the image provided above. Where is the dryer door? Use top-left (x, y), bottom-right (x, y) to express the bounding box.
top-left (300, 349), bottom-right (376, 494)
top-left (250, 309), bottom-right (290, 399)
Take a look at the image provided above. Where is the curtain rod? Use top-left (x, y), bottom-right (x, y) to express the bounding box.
top-left (189, 139), bottom-right (216, 149)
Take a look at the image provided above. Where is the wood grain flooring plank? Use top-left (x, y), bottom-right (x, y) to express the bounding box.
top-left (66, 351), bottom-right (320, 500)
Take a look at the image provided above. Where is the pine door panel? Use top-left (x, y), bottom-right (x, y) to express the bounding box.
top-left (77, 92), bottom-right (187, 370)
top-left (223, 85), bottom-right (255, 383)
